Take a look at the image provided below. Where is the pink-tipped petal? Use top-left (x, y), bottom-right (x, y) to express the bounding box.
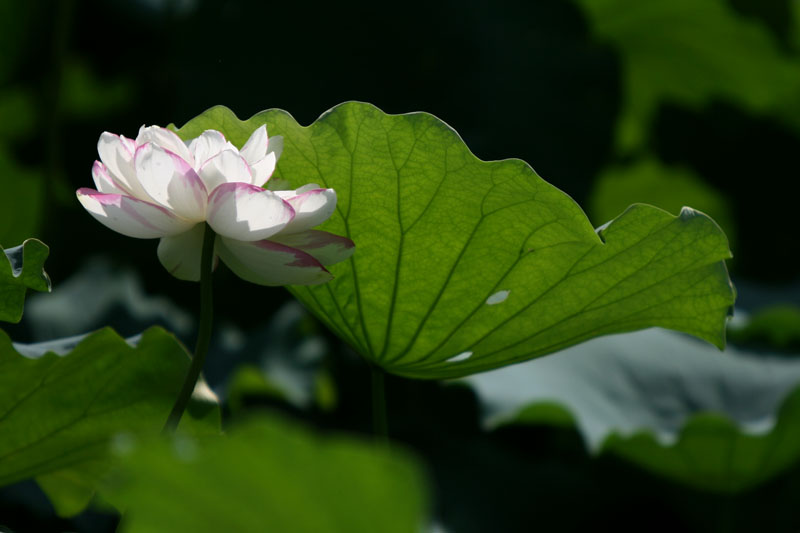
top-left (207, 182), bottom-right (295, 241)
top-left (134, 143), bottom-right (208, 221)
top-left (218, 236), bottom-right (333, 286)
top-left (188, 130), bottom-right (229, 167)
top-left (157, 224), bottom-right (215, 281)
top-left (97, 132), bottom-right (147, 198)
top-left (271, 229), bottom-right (355, 266)
top-left (240, 125), bottom-right (268, 164)
top-left (120, 135), bottom-right (137, 153)
top-left (76, 188), bottom-right (195, 238)
top-left (136, 125), bottom-right (194, 165)
top-left (91, 161), bottom-right (127, 195)
top-left (274, 187), bottom-right (337, 234)
top-left (249, 152), bottom-right (277, 186)
top-left (198, 150), bottom-right (254, 192)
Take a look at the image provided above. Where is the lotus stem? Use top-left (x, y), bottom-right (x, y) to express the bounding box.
top-left (163, 223), bottom-right (216, 433)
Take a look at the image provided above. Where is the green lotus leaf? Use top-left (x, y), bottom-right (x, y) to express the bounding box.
top-left (175, 102), bottom-right (734, 379)
top-left (0, 238), bottom-right (50, 323)
top-left (588, 158), bottom-right (736, 249)
top-left (0, 327), bottom-right (220, 515)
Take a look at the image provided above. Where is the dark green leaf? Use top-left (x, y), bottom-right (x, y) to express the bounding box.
top-left (0, 238), bottom-right (50, 323)
top-left (0, 327), bottom-right (220, 514)
top-left (175, 103), bottom-right (734, 379)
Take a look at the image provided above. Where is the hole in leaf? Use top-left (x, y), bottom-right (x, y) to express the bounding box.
top-left (446, 351), bottom-right (473, 363)
top-left (486, 290), bottom-right (510, 305)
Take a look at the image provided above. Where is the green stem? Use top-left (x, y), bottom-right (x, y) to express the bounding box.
top-left (371, 365), bottom-right (389, 443)
top-left (163, 224), bottom-right (216, 433)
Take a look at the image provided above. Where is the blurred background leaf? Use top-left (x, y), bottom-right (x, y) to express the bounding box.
top-left (728, 305), bottom-right (800, 352)
top-left (3, 0), bottom-right (800, 530)
top-left (0, 327), bottom-right (220, 516)
top-left (577, 0), bottom-right (800, 151)
top-left (602, 386), bottom-right (800, 493)
top-left (465, 327), bottom-right (800, 492)
top-left (105, 415), bottom-right (428, 533)
top-left (0, 153), bottom-right (44, 250)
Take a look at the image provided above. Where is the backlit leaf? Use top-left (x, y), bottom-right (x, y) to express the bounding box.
top-left (175, 103), bottom-right (734, 379)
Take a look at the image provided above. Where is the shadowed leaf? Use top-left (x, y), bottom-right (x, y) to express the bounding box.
top-left (0, 238), bottom-right (50, 323)
top-left (0, 328), bottom-right (220, 515)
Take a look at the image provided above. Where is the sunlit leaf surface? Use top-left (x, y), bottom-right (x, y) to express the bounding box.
top-left (109, 415), bottom-right (428, 533)
top-left (176, 103), bottom-right (734, 379)
top-left (0, 238), bottom-right (50, 323)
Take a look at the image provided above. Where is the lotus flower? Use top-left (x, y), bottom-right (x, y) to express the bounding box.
top-left (77, 125), bottom-right (354, 285)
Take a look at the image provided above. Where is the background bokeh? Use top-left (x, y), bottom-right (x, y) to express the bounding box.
top-left (3, 0), bottom-right (800, 308)
top-left (2, 0), bottom-right (800, 531)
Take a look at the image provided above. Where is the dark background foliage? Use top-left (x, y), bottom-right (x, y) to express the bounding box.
top-left (5, 0), bottom-right (799, 309)
top-left (2, 0), bottom-right (800, 531)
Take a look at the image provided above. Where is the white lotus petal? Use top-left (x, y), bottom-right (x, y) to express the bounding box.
top-left (97, 132), bottom-right (148, 198)
top-left (136, 125), bottom-right (194, 165)
top-left (207, 182), bottom-right (295, 241)
top-left (249, 152), bottom-right (277, 186)
top-left (294, 183), bottom-right (319, 194)
top-left (218, 236), bottom-right (333, 286)
top-left (157, 224), bottom-right (216, 281)
top-left (240, 125), bottom-right (267, 164)
top-left (273, 187), bottom-right (337, 233)
top-left (119, 135), bottom-right (136, 153)
top-left (270, 229), bottom-right (354, 266)
top-left (76, 188), bottom-right (194, 238)
top-left (91, 161), bottom-right (127, 195)
top-left (198, 150), bottom-right (253, 192)
top-left (189, 130), bottom-right (229, 168)
top-left (134, 143), bottom-right (208, 221)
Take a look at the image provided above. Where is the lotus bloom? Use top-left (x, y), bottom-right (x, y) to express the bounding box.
top-left (77, 125), bottom-right (354, 285)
